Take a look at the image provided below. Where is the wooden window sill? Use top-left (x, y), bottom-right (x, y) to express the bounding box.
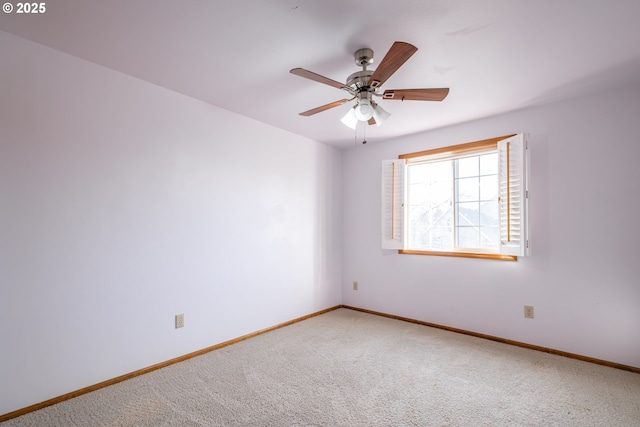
top-left (399, 249), bottom-right (517, 261)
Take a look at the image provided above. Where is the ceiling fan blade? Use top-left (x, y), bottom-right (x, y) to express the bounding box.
top-left (382, 88), bottom-right (450, 101)
top-left (299, 99), bottom-right (351, 116)
top-left (290, 68), bottom-right (348, 90)
top-left (368, 42), bottom-right (418, 89)
top-left (368, 117), bottom-right (376, 125)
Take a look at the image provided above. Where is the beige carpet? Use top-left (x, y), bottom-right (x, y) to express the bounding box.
top-left (3, 308), bottom-right (640, 426)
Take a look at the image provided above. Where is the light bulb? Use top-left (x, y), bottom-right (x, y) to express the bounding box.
top-left (354, 99), bottom-right (373, 121)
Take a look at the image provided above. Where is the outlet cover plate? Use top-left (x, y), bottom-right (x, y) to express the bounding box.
top-left (175, 314), bottom-right (184, 328)
top-left (524, 305), bottom-right (534, 319)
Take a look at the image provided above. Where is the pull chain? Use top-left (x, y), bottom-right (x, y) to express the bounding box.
top-left (352, 121), bottom-right (368, 147)
top-left (353, 122), bottom-right (358, 147)
top-left (362, 121), bottom-right (367, 145)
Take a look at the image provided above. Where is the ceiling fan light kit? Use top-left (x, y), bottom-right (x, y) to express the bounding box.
top-left (354, 98), bottom-right (373, 121)
top-left (340, 107), bottom-right (358, 129)
top-left (371, 101), bottom-right (390, 126)
top-left (291, 41), bottom-right (449, 129)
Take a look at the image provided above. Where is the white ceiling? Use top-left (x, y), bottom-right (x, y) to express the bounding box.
top-left (2, 0), bottom-right (640, 149)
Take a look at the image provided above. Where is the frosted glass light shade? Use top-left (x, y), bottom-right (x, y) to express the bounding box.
top-left (372, 103), bottom-right (391, 126)
top-left (340, 107), bottom-right (358, 129)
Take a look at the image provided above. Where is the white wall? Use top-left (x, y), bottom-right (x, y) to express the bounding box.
top-left (0, 31), bottom-right (342, 415)
top-left (2, 25), bottom-right (639, 418)
top-left (342, 81), bottom-right (640, 369)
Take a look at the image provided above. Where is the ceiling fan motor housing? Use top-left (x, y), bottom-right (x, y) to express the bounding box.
top-left (347, 47), bottom-right (375, 93)
top-left (346, 70), bottom-right (374, 92)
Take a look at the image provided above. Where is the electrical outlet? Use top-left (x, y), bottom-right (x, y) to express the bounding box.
top-left (175, 314), bottom-right (184, 329)
top-left (353, 281), bottom-right (358, 291)
top-left (524, 305), bottom-right (534, 319)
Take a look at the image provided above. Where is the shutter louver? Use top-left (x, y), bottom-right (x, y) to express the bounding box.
top-left (381, 159), bottom-right (405, 249)
top-left (498, 134), bottom-right (530, 256)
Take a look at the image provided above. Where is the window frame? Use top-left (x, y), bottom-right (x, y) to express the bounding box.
top-left (382, 134), bottom-right (529, 261)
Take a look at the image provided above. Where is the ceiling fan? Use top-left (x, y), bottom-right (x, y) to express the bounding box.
top-left (290, 41), bottom-right (449, 129)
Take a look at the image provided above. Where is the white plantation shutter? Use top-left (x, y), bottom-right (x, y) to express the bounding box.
top-left (381, 159), bottom-right (405, 249)
top-left (498, 134), bottom-right (530, 256)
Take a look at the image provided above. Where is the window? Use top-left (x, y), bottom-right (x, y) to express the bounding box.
top-left (382, 134), bottom-right (529, 260)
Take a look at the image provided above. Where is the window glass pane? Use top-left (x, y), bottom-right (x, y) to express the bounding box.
top-left (480, 175), bottom-right (498, 201)
top-left (407, 160), bottom-right (453, 250)
top-left (457, 201), bottom-right (480, 226)
top-left (408, 182), bottom-right (428, 204)
top-left (457, 226), bottom-right (480, 249)
top-left (456, 177), bottom-right (479, 202)
top-left (480, 226), bottom-right (500, 248)
top-left (480, 153), bottom-right (498, 175)
top-left (412, 225), bottom-right (451, 250)
top-left (405, 147), bottom-right (500, 254)
top-left (456, 156), bottom-right (478, 178)
top-left (409, 164), bottom-right (429, 182)
top-left (480, 200), bottom-right (499, 226)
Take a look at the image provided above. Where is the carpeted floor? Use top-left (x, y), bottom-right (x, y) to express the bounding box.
top-left (3, 308), bottom-right (640, 426)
